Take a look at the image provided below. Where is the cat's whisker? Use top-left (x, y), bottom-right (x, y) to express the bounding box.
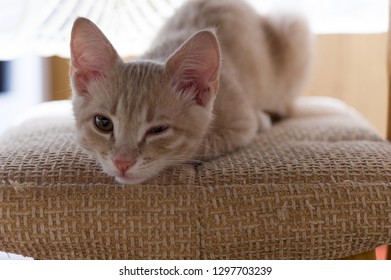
top-left (193, 141), bottom-right (219, 156)
top-left (65, 135), bottom-right (76, 143)
top-left (77, 143), bottom-right (95, 154)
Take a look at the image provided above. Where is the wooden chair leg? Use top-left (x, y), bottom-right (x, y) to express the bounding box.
top-left (387, 245), bottom-right (391, 260)
top-left (340, 250), bottom-right (377, 260)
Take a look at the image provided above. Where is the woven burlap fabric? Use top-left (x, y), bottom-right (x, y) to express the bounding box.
top-left (0, 97), bottom-right (391, 259)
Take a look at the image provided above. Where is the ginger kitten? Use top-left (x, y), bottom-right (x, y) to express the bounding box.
top-left (70, 0), bottom-right (312, 184)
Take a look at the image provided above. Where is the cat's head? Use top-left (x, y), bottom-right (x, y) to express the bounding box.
top-left (70, 18), bottom-right (221, 184)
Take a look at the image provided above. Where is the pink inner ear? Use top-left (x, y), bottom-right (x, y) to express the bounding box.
top-left (73, 70), bottom-right (104, 94)
top-left (167, 30), bottom-right (221, 107)
top-left (173, 70), bottom-right (214, 106)
top-left (70, 18), bottom-right (120, 96)
top-left (172, 63), bottom-right (220, 107)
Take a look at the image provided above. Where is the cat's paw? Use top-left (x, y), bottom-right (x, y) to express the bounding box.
top-left (257, 111), bottom-right (272, 132)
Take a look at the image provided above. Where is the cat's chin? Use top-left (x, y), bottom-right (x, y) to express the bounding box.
top-left (114, 175), bottom-right (149, 185)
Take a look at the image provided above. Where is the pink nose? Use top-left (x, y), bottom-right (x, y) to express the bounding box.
top-left (114, 159), bottom-right (136, 174)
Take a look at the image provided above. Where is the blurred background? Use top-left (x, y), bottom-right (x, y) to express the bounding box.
top-left (0, 0), bottom-right (389, 136)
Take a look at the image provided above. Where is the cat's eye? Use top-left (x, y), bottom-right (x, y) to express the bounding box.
top-left (146, 125), bottom-right (169, 136)
top-left (94, 115), bottom-right (114, 133)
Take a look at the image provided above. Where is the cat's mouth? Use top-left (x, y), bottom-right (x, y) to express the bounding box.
top-left (102, 158), bottom-right (164, 185)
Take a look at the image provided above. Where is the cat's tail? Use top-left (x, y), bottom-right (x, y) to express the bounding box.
top-left (261, 12), bottom-right (314, 115)
top-left (262, 12), bottom-right (314, 81)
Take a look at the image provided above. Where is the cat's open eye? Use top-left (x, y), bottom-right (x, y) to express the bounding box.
top-left (94, 115), bottom-right (114, 133)
top-left (146, 125), bottom-right (169, 137)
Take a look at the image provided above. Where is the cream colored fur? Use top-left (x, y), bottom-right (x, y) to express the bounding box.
top-left (70, 0), bottom-right (313, 184)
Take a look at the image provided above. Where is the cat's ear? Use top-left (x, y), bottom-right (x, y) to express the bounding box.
top-left (165, 30), bottom-right (221, 107)
top-left (70, 17), bottom-right (121, 95)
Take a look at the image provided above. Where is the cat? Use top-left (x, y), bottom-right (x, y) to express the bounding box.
top-left (70, 0), bottom-right (313, 185)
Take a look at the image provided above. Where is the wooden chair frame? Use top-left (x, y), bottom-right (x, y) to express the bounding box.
top-left (386, 0), bottom-right (391, 261)
top-left (387, 1), bottom-right (391, 142)
top-left (341, 1), bottom-right (391, 261)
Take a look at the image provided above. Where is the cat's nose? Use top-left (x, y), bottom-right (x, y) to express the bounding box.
top-left (114, 159), bottom-right (136, 174)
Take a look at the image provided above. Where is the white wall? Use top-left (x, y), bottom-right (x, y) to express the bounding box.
top-left (0, 54), bottom-right (49, 135)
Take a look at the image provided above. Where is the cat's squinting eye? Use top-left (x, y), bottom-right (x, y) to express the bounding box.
top-left (94, 115), bottom-right (114, 133)
top-left (146, 126), bottom-right (169, 136)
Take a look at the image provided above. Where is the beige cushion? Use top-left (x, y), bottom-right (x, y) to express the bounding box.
top-left (0, 96), bottom-right (390, 259)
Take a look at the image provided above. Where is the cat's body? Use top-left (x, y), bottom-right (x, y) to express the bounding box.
top-left (70, 0), bottom-right (312, 184)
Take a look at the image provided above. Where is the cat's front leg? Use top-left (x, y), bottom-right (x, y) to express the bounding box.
top-left (196, 110), bottom-right (277, 160)
top-left (257, 110), bottom-right (273, 132)
top-left (196, 117), bottom-right (258, 160)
